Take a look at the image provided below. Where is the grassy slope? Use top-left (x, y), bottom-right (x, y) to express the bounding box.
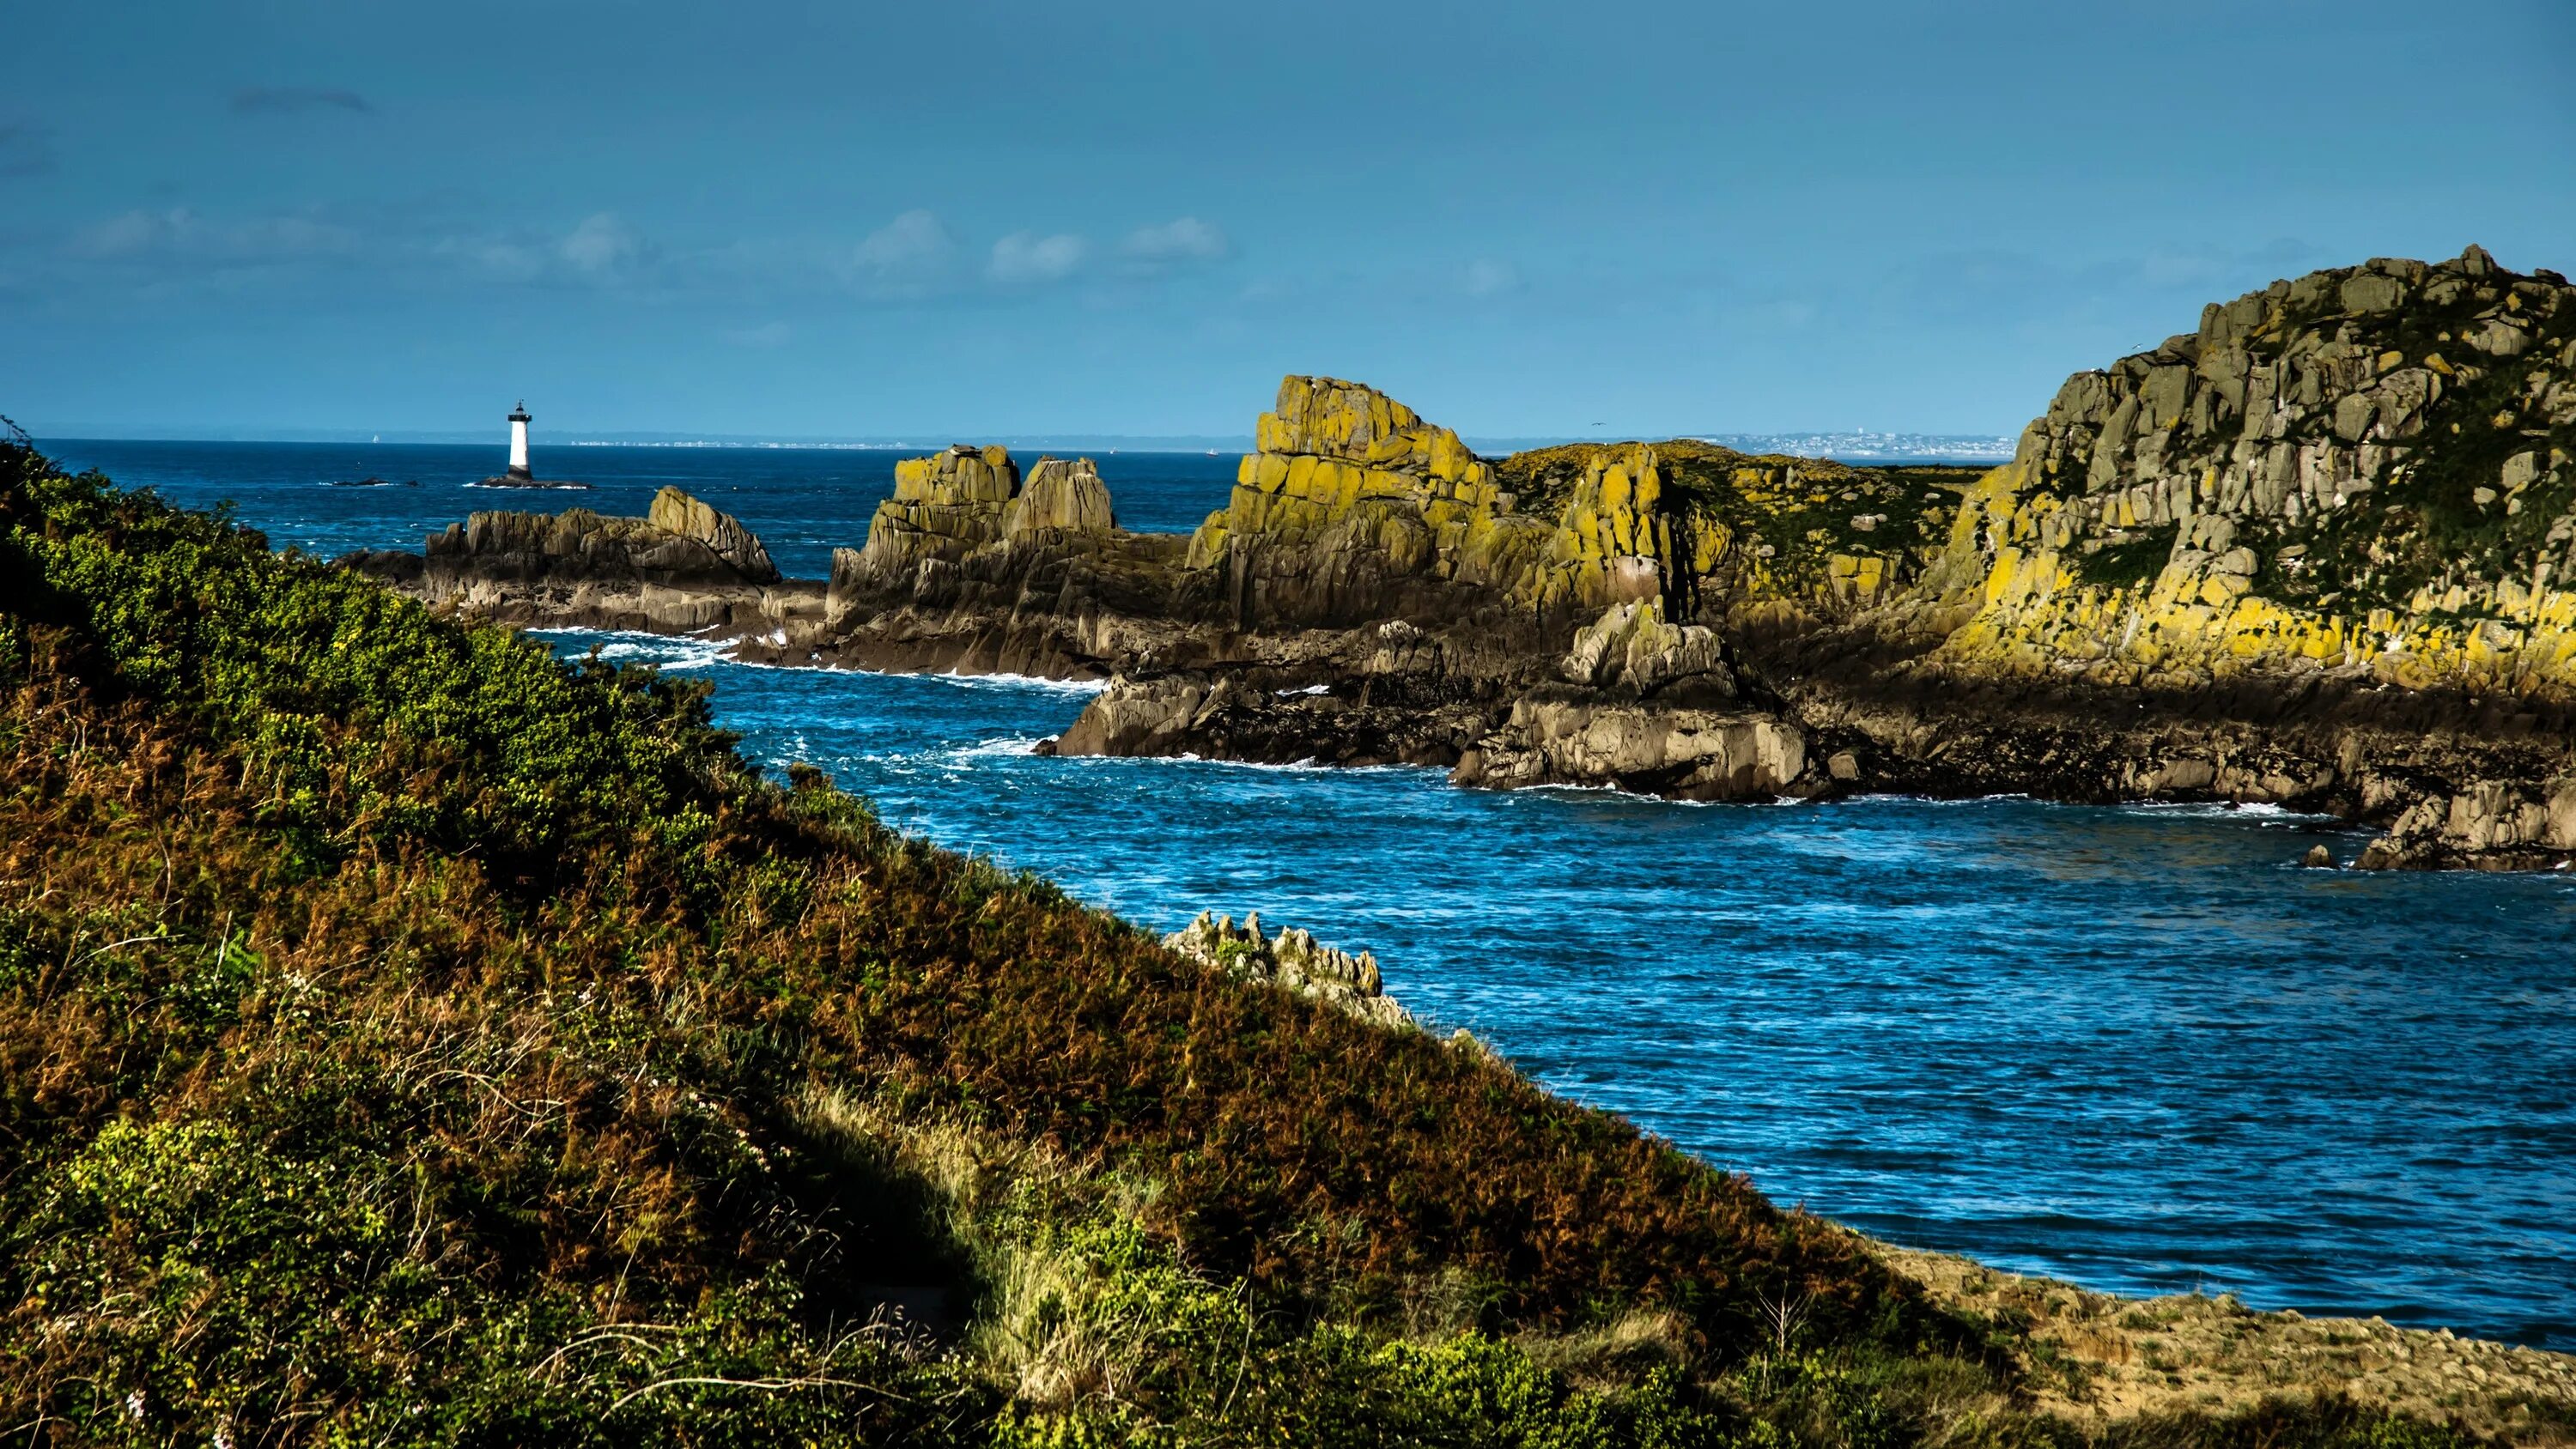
top-left (0, 440), bottom-right (2515, 1446)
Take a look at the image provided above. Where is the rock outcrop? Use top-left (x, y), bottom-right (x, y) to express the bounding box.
top-left (1929, 246), bottom-right (2576, 697)
top-left (1163, 909), bottom-right (1412, 1030)
top-left (1812, 245), bottom-right (2576, 867)
top-left (352, 247), bottom-right (2576, 869)
top-left (1185, 376), bottom-right (1545, 627)
top-left (1008, 455), bottom-right (1117, 540)
top-left (345, 486), bottom-right (814, 633)
top-left (816, 446), bottom-right (1191, 675)
top-left (647, 486), bottom-right (780, 583)
top-left (1454, 696), bottom-right (1806, 799)
top-left (841, 445), bottom-right (1023, 591)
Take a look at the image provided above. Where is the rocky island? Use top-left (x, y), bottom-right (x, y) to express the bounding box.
top-left (350, 247), bottom-right (2576, 870)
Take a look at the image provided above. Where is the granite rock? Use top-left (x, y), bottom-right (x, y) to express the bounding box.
top-left (1163, 909), bottom-right (1412, 1029)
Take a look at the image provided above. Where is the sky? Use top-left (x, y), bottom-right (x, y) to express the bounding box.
top-left (3, 0), bottom-right (2572, 441)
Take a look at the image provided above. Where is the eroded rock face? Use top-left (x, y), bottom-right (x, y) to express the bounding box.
top-left (1181, 384), bottom-right (1892, 631)
top-left (1561, 598), bottom-right (1737, 699)
top-left (1006, 456), bottom-right (1116, 539)
top-left (345, 487), bottom-right (809, 634)
top-left (1163, 909), bottom-right (1412, 1030)
top-left (422, 488), bottom-right (777, 588)
top-left (1928, 246), bottom-right (2576, 697)
top-left (1187, 375), bottom-right (1547, 628)
top-left (817, 446), bottom-right (1183, 666)
top-left (844, 445), bottom-right (1023, 589)
top-left (1455, 695), bottom-right (1805, 800)
top-left (2356, 774), bottom-right (2576, 870)
top-left (647, 486), bottom-right (780, 583)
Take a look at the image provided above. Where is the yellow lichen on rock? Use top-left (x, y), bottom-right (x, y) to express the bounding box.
top-left (848, 444), bottom-right (1133, 591)
top-left (1510, 445), bottom-right (1692, 614)
top-left (1923, 452), bottom-right (2576, 695)
top-left (1203, 379), bottom-right (1971, 628)
top-left (1198, 375), bottom-right (1558, 622)
top-left (1897, 248), bottom-right (2576, 701)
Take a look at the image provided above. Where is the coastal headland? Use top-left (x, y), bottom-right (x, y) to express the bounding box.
top-left (9, 325), bottom-right (2575, 1442)
top-left (349, 246), bottom-right (2576, 870)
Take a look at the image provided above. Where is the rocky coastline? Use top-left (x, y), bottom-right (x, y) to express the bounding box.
top-left (346, 246), bottom-right (2576, 870)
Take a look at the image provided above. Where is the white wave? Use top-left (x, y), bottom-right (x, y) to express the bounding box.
top-left (1516, 779), bottom-right (1767, 809)
top-left (954, 737), bottom-right (1048, 759)
top-left (1077, 751), bottom-right (1430, 777)
top-left (525, 626), bottom-right (1109, 693)
top-left (2120, 800), bottom-right (2336, 824)
top-left (529, 626), bottom-right (733, 671)
top-left (927, 668), bottom-right (1109, 695)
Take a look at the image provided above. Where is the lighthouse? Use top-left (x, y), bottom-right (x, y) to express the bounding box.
top-left (506, 401), bottom-right (532, 482)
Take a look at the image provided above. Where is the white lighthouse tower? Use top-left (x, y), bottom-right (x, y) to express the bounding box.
top-left (506, 401), bottom-right (532, 482)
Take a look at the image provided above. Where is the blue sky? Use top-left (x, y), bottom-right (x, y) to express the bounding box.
top-left (5, 0), bottom-right (2571, 440)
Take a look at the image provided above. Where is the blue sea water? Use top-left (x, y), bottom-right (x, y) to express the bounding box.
top-left (43, 437), bottom-right (2576, 1349)
top-left (42, 438), bottom-right (1234, 579)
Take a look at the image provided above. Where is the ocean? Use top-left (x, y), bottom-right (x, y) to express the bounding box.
top-left (43, 436), bottom-right (2576, 1350)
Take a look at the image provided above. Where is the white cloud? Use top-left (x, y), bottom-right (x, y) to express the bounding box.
top-left (1119, 216), bottom-right (1230, 268)
top-left (426, 214), bottom-right (658, 287)
top-left (723, 320), bottom-right (793, 348)
top-left (558, 212), bottom-right (643, 275)
top-left (854, 209), bottom-right (958, 277)
top-left (987, 230), bottom-right (1088, 286)
top-left (1462, 258), bottom-right (1521, 298)
top-left (72, 209), bottom-right (172, 258)
top-left (70, 207), bottom-right (361, 264)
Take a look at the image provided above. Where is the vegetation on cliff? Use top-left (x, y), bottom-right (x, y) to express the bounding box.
top-left (3, 445), bottom-right (2530, 1445)
top-left (1941, 246), bottom-right (2576, 694)
top-left (1496, 442), bottom-right (1976, 614)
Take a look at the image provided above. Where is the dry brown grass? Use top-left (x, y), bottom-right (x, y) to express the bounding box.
top-left (1883, 1244), bottom-right (2576, 1446)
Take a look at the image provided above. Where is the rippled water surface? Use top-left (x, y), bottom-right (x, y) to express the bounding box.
top-left (53, 438), bottom-right (2576, 1349)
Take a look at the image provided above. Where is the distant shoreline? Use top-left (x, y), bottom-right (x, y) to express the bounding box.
top-left (36, 431), bottom-right (2020, 466)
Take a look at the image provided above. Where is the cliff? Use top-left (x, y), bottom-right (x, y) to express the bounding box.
top-left (1822, 246), bottom-right (2576, 866)
top-left (1929, 245), bottom-right (2574, 693)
